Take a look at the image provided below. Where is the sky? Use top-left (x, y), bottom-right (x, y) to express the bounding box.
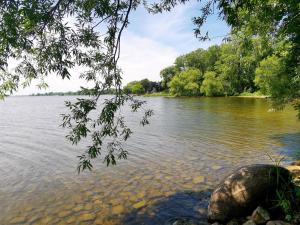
top-left (16, 1), bottom-right (229, 95)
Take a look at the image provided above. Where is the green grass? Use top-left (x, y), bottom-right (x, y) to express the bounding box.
top-left (238, 91), bottom-right (269, 98)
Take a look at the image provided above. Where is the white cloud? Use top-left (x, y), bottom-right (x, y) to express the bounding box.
top-left (119, 32), bottom-right (178, 83)
top-left (130, 2), bottom-right (229, 53)
top-left (16, 31), bottom-right (178, 95)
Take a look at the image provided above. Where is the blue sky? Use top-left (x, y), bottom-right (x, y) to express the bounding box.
top-left (17, 1), bottom-right (229, 95)
top-left (128, 2), bottom-right (229, 53)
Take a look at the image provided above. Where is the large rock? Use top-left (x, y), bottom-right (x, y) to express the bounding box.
top-left (242, 220), bottom-right (256, 225)
top-left (208, 164), bottom-right (291, 222)
top-left (251, 206), bottom-right (270, 224)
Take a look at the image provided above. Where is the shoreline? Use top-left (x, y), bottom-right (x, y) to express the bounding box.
top-left (143, 93), bottom-right (270, 99)
top-left (231, 95), bottom-right (270, 99)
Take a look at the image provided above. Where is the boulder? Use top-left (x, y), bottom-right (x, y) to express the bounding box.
top-left (242, 220), bottom-right (256, 225)
top-left (208, 164), bottom-right (291, 222)
top-left (251, 206), bottom-right (270, 224)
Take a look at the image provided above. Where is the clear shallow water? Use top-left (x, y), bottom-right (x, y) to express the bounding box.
top-left (0, 96), bottom-right (299, 225)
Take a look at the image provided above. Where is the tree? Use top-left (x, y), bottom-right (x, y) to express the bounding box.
top-left (175, 49), bottom-right (208, 76)
top-left (169, 68), bottom-right (202, 96)
top-left (123, 81), bottom-right (145, 94)
top-left (255, 55), bottom-right (290, 98)
top-left (160, 66), bottom-right (178, 90)
top-left (200, 71), bottom-right (224, 96)
top-left (205, 45), bottom-right (221, 71)
top-left (140, 79), bottom-right (151, 93)
top-left (123, 79), bottom-right (162, 94)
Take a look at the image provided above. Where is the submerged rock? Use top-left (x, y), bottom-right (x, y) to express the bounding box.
top-left (207, 164), bottom-right (291, 222)
top-left (251, 206), bottom-right (270, 224)
top-left (193, 176), bottom-right (205, 184)
top-left (10, 216), bottom-right (27, 224)
top-left (77, 213), bottom-right (95, 222)
top-left (112, 205), bottom-right (124, 214)
top-left (57, 210), bottom-right (73, 218)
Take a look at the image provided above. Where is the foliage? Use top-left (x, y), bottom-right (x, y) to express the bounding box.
top-left (239, 91), bottom-right (264, 97)
top-left (160, 66), bottom-right (178, 90)
top-left (254, 55), bottom-right (287, 96)
top-left (161, 36), bottom-right (270, 97)
top-left (200, 71), bottom-right (224, 97)
top-left (160, 26), bottom-right (297, 102)
top-left (266, 154), bottom-right (300, 222)
top-left (123, 79), bottom-right (162, 94)
top-left (123, 81), bottom-right (145, 94)
top-left (144, 91), bottom-right (171, 97)
top-left (169, 68), bottom-right (202, 96)
top-left (175, 49), bottom-right (208, 76)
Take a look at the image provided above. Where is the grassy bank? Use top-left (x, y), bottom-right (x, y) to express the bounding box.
top-left (143, 91), bottom-right (270, 99)
top-left (236, 91), bottom-right (270, 99)
top-left (143, 92), bottom-right (172, 97)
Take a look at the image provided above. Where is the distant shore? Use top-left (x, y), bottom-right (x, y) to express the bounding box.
top-left (143, 92), bottom-right (270, 99)
top-left (25, 91), bottom-right (270, 99)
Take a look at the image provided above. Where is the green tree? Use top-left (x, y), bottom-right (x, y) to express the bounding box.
top-left (123, 81), bottom-right (145, 94)
top-left (214, 43), bottom-right (241, 95)
top-left (200, 71), bottom-right (224, 96)
top-left (205, 45), bottom-right (221, 71)
top-left (160, 66), bottom-right (178, 90)
top-left (175, 48), bottom-right (207, 76)
top-left (140, 79), bottom-right (151, 93)
top-left (255, 55), bottom-right (289, 97)
top-left (169, 68), bottom-right (202, 96)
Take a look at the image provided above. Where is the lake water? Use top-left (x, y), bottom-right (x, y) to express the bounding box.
top-left (0, 96), bottom-right (299, 225)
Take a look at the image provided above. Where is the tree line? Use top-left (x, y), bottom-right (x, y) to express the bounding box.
top-left (125, 33), bottom-right (291, 99)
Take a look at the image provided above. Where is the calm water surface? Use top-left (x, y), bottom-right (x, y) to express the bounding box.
top-left (0, 96), bottom-right (300, 225)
